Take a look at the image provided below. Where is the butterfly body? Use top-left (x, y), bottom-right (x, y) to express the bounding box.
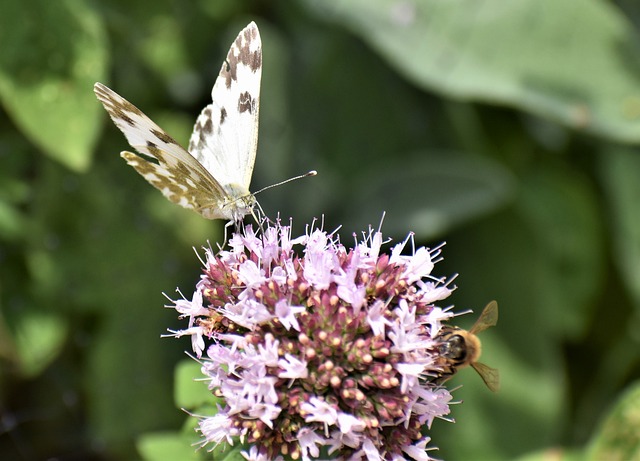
top-left (94, 22), bottom-right (262, 223)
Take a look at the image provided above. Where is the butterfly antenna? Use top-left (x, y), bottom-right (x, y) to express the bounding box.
top-left (253, 170), bottom-right (317, 196)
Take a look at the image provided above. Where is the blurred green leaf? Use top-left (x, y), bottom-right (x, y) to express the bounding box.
top-left (517, 165), bottom-right (604, 339)
top-left (175, 360), bottom-right (217, 409)
top-left (139, 16), bottom-right (190, 82)
top-left (0, 0), bottom-right (108, 171)
top-left (599, 147), bottom-right (640, 312)
top-left (0, 129), bottom-right (33, 240)
top-left (14, 309), bottom-right (67, 377)
top-left (343, 150), bottom-right (515, 238)
top-left (216, 446), bottom-right (248, 461)
top-left (431, 331), bottom-right (564, 460)
top-left (0, 199), bottom-right (26, 241)
top-left (26, 248), bottom-right (63, 297)
top-left (0, 305), bottom-right (19, 362)
top-left (137, 406), bottom-right (217, 460)
top-left (302, 0), bottom-right (640, 144)
top-left (430, 210), bottom-right (568, 460)
top-left (586, 381), bottom-right (640, 460)
top-left (137, 431), bottom-right (202, 461)
top-left (19, 157), bottom-right (189, 454)
top-left (0, 170), bottom-right (29, 240)
top-left (514, 448), bottom-right (583, 461)
top-left (197, 0), bottom-right (245, 21)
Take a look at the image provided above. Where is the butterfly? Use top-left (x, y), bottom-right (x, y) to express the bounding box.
top-left (94, 22), bottom-right (262, 222)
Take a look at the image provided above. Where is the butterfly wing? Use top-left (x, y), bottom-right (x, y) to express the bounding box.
top-left (188, 21), bottom-right (262, 194)
top-left (94, 82), bottom-right (239, 219)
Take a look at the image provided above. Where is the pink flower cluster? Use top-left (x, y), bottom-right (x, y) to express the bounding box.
top-left (168, 220), bottom-right (456, 460)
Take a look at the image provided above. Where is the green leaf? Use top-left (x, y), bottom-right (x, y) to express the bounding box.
top-left (0, 0), bottom-right (108, 171)
top-left (139, 16), bottom-right (190, 82)
top-left (137, 431), bottom-right (202, 461)
top-left (216, 446), bottom-right (247, 461)
top-left (302, 0), bottom-right (640, 144)
top-left (0, 305), bottom-right (19, 363)
top-left (514, 448), bottom-right (583, 461)
top-left (517, 165), bottom-right (604, 339)
top-left (14, 309), bottom-right (68, 377)
top-left (430, 332), bottom-right (564, 460)
top-left (175, 360), bottom-right (219, 409)
top-left (0, 199), bottom-right (27, 241)
top-left (586, 382), bottom-right (640, 460)
top-left (430, 211), bottom-right (568, 460)
top-left (343, 151), bottom-right (515, 239)
top-left (598, 147), bottom-right (640, 312)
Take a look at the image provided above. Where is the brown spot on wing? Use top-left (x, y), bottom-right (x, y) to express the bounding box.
top-left (203, 118), bottom-right (213, 134)
top-left (151, 128), bottom-right (179, 146)
top-left (94, 83), bottom-right (145, 126)
top-left (238, 91), bottom-right (255, 114)
top-left (221, 23), bottom-right (262, 88)
top-left (121, 114), bottom-right (135, 126)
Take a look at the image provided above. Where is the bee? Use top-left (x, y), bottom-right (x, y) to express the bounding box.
top-left (197, 311), bottom-right (233, 335)
top-left (433, 301), bottom-right (500, 392)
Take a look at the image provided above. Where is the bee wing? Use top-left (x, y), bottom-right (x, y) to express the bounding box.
top-left (471, 362), bottom-right (500, 392)
top-left (469, 300), bottom-right (498, 334)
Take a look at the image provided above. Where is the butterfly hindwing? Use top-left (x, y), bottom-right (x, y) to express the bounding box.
top-left (120, 150), bottom-right (227, 217)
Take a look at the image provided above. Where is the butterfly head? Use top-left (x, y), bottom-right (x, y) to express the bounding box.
top-left (232, 193), bottom-right (257, 222)
top-left (225, 183), bottom-right (257, 222)
top-left (191, 183), bottom-right (254, 222)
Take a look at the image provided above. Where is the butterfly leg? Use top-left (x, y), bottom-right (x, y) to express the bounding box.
top-left (250, 202), bottom-right (269, 234)
top-left (223, 220), bottom-right (236, 246)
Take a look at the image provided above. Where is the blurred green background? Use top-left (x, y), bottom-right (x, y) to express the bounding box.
top-left (2, 0), bottom-right (640, 460)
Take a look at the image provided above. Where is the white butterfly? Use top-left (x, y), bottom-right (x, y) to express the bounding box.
top-left (94, 22), bottom-right (262, 222)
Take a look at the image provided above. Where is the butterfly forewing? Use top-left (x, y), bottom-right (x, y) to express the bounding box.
top-left (94, 82), bottom-right (229, 217)
top-left (188, 22), bottom-right (261, 193)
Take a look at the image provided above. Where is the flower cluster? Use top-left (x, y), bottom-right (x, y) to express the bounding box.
top-left (168, 220), bottom-right (457, 460)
